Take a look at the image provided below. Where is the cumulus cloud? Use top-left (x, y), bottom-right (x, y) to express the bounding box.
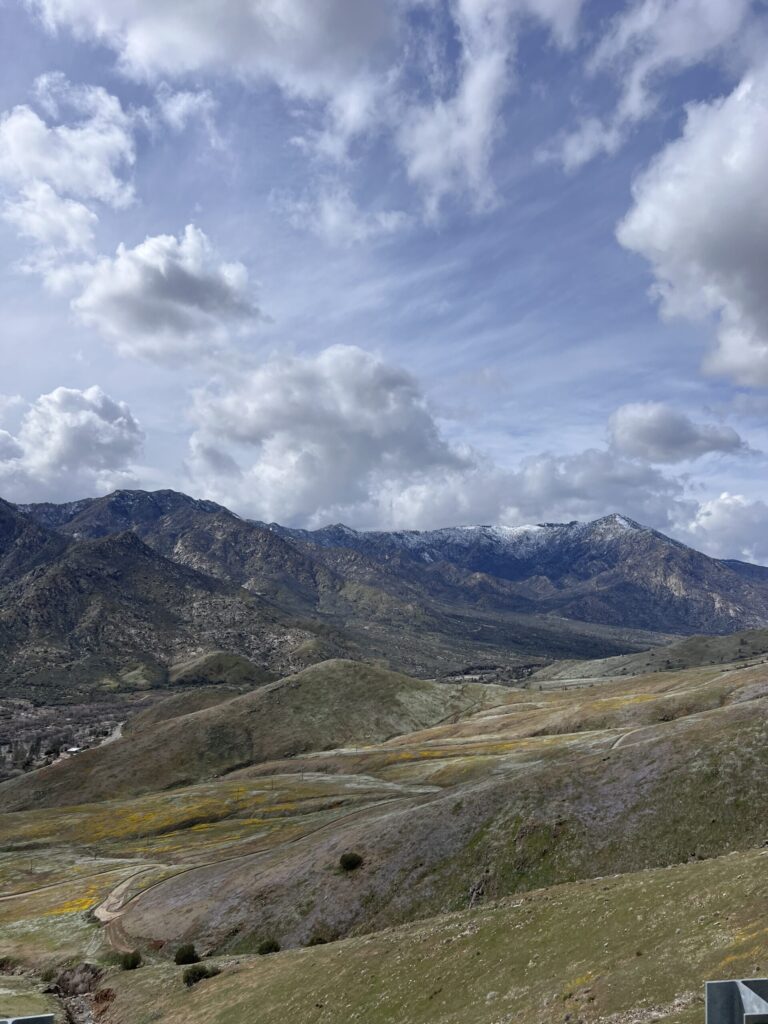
top-left (27, 0), bottom-right (396, 99)
top-left (0, 78), bottom-right (256, 362)
top-left (608, 402), bottom-right (749, 462)
top-left (0, 73), bottom-right (135, 208)
top-left (2, 181), bottom-right (97, 254)
top-left (187, 344), bottom-right (470, 524)
top-left (0, 385), bottom-right (144, 501)
top-left (69, 224), bottom-right (262, 364)
top-left (0, 395), bottom-right (24, 423)
top-left (0, 431), bottom-right (23, 462)
top-left (183, 343), bottom-right (694, 531)
top-left (498, 447), bottom-right (689, 529)
top-left (617, 66), bottom-right (768, 386)
top-left (685, 492), bottom-right (768, 563)
top-left (397, 6), bottom-right (511, 216)
top-left (558, 0), bottom-right (754, 169)
top-left (0, 73), bottom-right (136, 280)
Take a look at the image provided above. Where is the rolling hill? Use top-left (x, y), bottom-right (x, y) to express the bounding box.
top-left (96, 846), bottom-right (768, 1024)
top-left (0, 660), bottom-right (508, 807)
top-left (3, 635), bottom-right (768, 1024)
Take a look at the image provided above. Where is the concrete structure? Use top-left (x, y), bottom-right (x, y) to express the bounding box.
top-left (707, 979), bottom-right (768, 1023)
top-left (0, 1016), bottom-right (55, 1024)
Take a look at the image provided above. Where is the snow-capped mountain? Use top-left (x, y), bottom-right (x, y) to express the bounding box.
top-left (272, 512), bottom-right (768, 633)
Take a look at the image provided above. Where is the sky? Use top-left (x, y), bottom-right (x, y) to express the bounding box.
top-left (1, 0), bottom-right (768, 561)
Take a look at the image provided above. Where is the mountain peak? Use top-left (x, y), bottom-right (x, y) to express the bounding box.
top-left (586, 513), bottom-right (645, 533)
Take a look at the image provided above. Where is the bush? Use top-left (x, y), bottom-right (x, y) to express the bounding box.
top-left (174, 943), bottom-right (199, 965)
top-left (257, 939), bottom-right (280, 956)
top-left (183, 963), bottom-right (220, 987)
top-left (119, 950), bottom-right (142, 971)
top-left (339, 851), bottom-right (363, 872)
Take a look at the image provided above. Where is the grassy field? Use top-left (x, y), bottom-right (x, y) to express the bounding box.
top-left (95, 846), bottom-right (768, 1024)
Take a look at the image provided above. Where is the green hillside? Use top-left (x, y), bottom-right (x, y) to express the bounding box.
top-left (92, 848), bottom-right (768, 1024)
top-left (4, 655), bottom-right (768, 1023)
top-left (531, 626), bottom-right (768, 683)
top-left (0, 660), bottom-right (507, 808)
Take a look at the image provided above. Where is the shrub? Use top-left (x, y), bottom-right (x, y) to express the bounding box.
top-left (257, 939), bottom-right (280, 955)
top-left (119, 950), bottom-right (142, 971)
top-left (174, 943), bottom-right (199, 965)
top-left (183, 963), bottom-right (220, 987)
top-left (339, 851), bottom-right (363, 872)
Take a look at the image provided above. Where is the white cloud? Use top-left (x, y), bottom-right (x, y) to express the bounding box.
top-left (2, 181), bottom-right (97, 254)
top-left (0, 431), bottom-right (23, 462)
top-left (27, 0), bottom-right (397, 97)
top-left (187, 344), bottom-right (471, 524)
top-left (558, 0), bottom-right (754, 169)
top-left (617, 66), bottom-right (768, 386)
top-left (185, 343), bottom-right (695, 530)
top-left (0, 385), bottom-right (144, 501)
top-left (0, 79), bottom-right (254, 361)
top-left (155, 85), bottom-right (220, 146)
top-left (0, 395), bottom-right (24, 424)
top-left (397, 41), bottom-right (509, 217)
top-left (397, 0), bottom-right (584, 215)
top-left (685, 491), bottom-right (768, 563)
top-left (0, 73), bottom-right (135, 208)
top-left (70, 224), bottom-right (262, 364)
top-left (0, 73), bottom-right (137, 283)
top-left (25, 0), bottom-right (585, 215)
top-left (498, 447), bottom-right (690, 530)
top-left (608, 402), bottom-right (749, 462)
top-left (276, 182), bottom-right (409, 246)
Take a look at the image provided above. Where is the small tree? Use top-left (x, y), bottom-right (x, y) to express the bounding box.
top-left (119, 950), bottom-right (142, 971)
top-left (174, 943), bottom-right (199, 965)
top-left (183, 964), bottom-right (220, 987)
top-left (339, 851), bottom-right (363, 872)
top-left (257, 939), bottom-right (280, 955)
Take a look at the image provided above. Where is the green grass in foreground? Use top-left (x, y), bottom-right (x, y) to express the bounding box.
top-left (100, 846), bottom-right (768, 1024)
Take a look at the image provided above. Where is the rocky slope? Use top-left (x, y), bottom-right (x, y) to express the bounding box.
top-left (0, 525), bottom-right (316, 700)
top-left (275, 513), bottom-right (768, 633)
top-left (0, 498), bottom-right (68, 587)
top-left (6, 489), bottom-right (768, 701)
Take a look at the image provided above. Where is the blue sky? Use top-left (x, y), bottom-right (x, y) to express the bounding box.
top-left (1, 0), bottom-right (768, 560)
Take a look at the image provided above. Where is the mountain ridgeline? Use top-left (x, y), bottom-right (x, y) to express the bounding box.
top-left (273, 514), bottom-right (768, 632)
top-left (2, 488), bottom-right (768, 698)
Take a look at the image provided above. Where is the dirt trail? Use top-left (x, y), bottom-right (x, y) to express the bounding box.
top-left (0, 864), bottom-right (131, 902)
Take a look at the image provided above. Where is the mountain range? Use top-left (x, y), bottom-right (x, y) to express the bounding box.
top-left (5, 490), bottom-right (768, 1024)
top-left (3, 487), bottom-right (768, 699)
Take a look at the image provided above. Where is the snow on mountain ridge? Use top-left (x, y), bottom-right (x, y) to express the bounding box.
top-left (286, 513), bottom-right (649, 559)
